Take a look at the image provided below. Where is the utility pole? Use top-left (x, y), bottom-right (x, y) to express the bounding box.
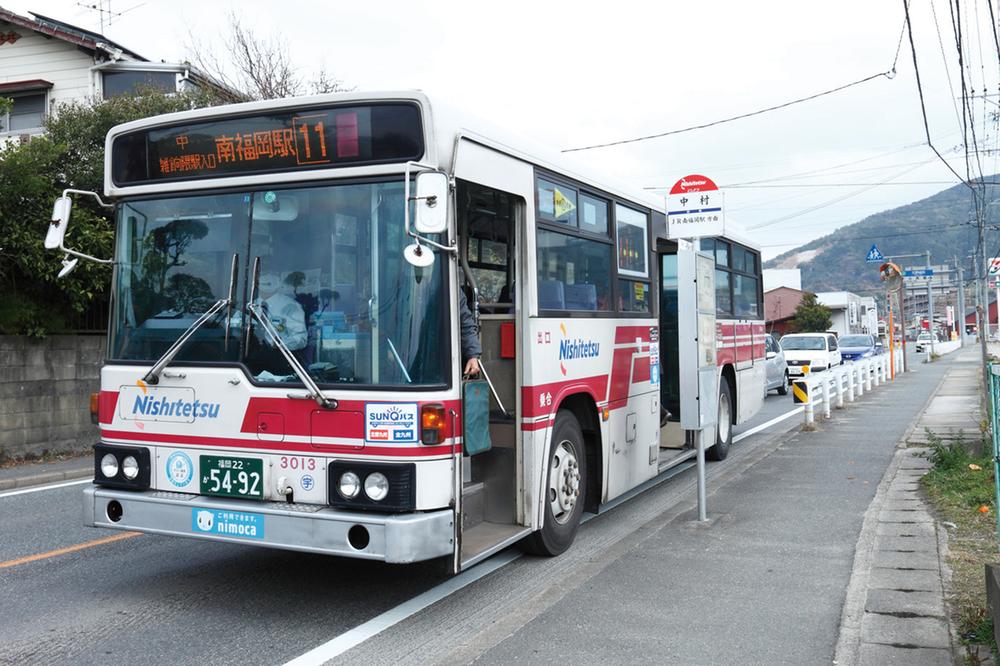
top-left (956, 256), bottom-right (966, 347)
top-left (978, 210), bottom-right (992, 410)
top-left (926, 250), bottom-right (935, 356)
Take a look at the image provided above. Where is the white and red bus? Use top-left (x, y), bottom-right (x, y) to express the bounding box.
top-left (45, 91), bottom-right (765, 571)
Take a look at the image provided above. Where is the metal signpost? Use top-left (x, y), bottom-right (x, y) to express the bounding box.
top-left (903, 265), bottom-right (936, 357)
top-left (670, 174), bottom-right (722, 522)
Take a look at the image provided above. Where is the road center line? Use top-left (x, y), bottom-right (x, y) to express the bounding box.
top-left (283, 550), bottom-right (522, 666)
top-left (733, 407), bottom-right (804, 443)
top-left (0, 531), bottom-right (141, 570)
top-left (0, 478), bottom-right (92, 499)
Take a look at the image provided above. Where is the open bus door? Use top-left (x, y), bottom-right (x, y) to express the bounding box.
top-left (451, 141), bottom-right (534, 570)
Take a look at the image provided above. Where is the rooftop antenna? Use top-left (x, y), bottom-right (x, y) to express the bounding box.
top-left (75, 1), bottom-right (145, 34)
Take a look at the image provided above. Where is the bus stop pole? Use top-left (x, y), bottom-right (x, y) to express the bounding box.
top-left (697, 429), bottom-right (707, 521)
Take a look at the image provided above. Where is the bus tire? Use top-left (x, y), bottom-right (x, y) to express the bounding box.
top-left (522, 410), bottom-right (587, 557)
top-left (777, 371), bottom-right (789, 396)
top-left (707, 380), bottom-right (733, 461)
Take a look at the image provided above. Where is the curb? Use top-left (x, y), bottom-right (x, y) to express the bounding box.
top-left (0, 465), bottom-right (92, 492)
top-left (832, 441), bottom-right (907, 665)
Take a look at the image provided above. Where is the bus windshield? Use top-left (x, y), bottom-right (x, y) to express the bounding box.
top-left (109, 180), bottom-right (449, 387)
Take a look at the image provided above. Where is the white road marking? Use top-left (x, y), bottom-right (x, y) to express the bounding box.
top-left (283, 549), bottom-right (522, 666)
top-left (0, 478), bottom-right (91, 499)
top-left (283, 406), bottom-right (805, 664)
top-left (733, 407), bottom-right (803, 443)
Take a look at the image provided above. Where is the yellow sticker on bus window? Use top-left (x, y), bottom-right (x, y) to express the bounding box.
top-left (553, 188), bottom-right (576, 218)
top-left (634, 282), bottom-right (644, 300)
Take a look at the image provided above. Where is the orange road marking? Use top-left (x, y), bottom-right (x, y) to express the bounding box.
top-left (0, 531), bottom-right (141, 569)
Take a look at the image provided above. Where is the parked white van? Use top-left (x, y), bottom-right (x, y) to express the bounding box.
top-left (779, 333), bottom-right (842, 376)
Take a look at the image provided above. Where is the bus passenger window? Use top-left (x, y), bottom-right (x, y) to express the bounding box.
top-left (536, 229), bottom-right (612, 312)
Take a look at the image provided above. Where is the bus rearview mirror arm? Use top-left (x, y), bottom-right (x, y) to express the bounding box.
top-left (403, 162), bottom-right (457, 267)
top-left (45, 189), bottom-right (114, 275)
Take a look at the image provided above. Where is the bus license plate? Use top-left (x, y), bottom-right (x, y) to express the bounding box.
top-left (199, 456), bottom-right (264, 499)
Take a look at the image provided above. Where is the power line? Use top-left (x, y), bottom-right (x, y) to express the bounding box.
top-left (903, 0), bottom-right (976, 189)
top-left (747, 159), bottom-right (934, 229)
top-left (560, 72), bottom-right (894, 153)
top-left (760, 221), bottom-right (978, 248)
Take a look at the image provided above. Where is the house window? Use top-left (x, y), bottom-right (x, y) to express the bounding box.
top-left (1, 93), bottom-right (45, 132)
top-left (102, 70), bottom-right (178, 99)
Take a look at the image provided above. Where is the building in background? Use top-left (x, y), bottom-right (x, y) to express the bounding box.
top-left (763, 268), bottom-right (801, 292)
top-left (764, 286), bottom-right (806, 338)
top-left (0, 8), bottom-right (227, 141)
top-left (816, 291), bottom-right (878, 337)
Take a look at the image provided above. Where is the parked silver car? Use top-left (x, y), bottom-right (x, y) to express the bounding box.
top-left (764, 334), bottom-right (789, 395)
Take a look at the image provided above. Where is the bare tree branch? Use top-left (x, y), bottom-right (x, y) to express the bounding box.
top-left (185, 12), bottom-right (350, 101)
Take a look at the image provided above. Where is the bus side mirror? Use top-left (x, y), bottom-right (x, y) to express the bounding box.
top-left (45, 196), bottom-right (72, 250)
top-left (413, 171), bottom-right (448, 234)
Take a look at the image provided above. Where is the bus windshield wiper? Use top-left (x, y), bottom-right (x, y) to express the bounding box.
top-left (143, 253), bottom-right (238, 386)
top-left (247, 301), bottom-right (336, 409)
top-left (142, 298), bottom-right (230, 385)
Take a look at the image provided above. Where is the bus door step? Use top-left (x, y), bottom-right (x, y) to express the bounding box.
top-left (462, 481), bottom-right (485, 531)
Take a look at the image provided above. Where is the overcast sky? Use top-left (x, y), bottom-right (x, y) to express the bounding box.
top-left (9, 0), bottom-right (998, 260)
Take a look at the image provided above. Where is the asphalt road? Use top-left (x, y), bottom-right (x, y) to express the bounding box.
top-left (0, 352), bottom-right (939, 666)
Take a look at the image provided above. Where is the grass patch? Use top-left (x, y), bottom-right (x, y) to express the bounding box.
top-left (921, 431), bottom-right (999, 657)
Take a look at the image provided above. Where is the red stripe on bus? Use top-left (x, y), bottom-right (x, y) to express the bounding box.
top-left (99, 429), bottom-right (457, 457)
top-left (614, 325), bottom-right (653, 344)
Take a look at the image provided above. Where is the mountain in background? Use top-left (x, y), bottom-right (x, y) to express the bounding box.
top-left (763, 179), bottom-right (999, 295)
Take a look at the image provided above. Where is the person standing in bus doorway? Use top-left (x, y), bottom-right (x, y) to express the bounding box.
top-left (460, 289), bottom-right (482, 378)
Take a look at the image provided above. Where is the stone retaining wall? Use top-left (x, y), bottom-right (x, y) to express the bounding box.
top-left (0, 335), bottom-right (104, 459)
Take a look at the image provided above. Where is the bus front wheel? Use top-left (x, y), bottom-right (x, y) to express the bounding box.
top-left (707, 380), bottom-right (733, 461)
top-left (523, 410), bottom-right (587, 557)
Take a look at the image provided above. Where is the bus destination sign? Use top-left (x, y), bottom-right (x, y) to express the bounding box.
top-left (111, 102), bottom-right (423, 185)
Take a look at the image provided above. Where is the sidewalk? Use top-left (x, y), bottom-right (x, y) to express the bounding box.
top-left (835, 346), bottom-right (985, 665)
top-left (344, 336), bottom-right (962, 664)
top-left (0, 454), bottom-right (91, 491)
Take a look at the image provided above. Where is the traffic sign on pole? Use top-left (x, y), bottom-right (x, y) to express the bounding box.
top-left (865, 244), bottom-right (885, 263)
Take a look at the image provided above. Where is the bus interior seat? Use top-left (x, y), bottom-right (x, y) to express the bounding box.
top-left (538, 280), bottom-right (565, 310)
top-left (564, 283), bottom-right (597, 310)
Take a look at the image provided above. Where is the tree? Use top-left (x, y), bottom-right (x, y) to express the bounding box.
top-left (0, 90), bottom-right (221, 336)
top-left (186, 12), bottom-right (351, 102)
top-left (791, 293), bottom-right (833, 333)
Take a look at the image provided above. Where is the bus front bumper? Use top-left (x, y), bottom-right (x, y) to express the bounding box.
top-left (82, 485), bottom-right (454, 563)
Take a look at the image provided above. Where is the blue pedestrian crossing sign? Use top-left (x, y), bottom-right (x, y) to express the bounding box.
top-left (865, 244), bottom-right (885, 263)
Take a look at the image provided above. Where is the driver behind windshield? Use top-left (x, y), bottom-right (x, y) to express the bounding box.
top-left (258, 272), bottom-right (308, 352)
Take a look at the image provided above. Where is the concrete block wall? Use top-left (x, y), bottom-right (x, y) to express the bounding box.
top-left (0, 335), bottom-right (104, 459)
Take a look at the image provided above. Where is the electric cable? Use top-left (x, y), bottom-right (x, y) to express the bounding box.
top-left (560, 72), bottom-right (895, 153)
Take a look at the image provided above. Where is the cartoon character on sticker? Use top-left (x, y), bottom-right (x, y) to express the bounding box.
top-left (196, 510), bottom-right (214, 531)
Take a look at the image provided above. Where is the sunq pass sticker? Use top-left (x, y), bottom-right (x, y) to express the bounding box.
top-left (365, 403), bottom-right (418, 444)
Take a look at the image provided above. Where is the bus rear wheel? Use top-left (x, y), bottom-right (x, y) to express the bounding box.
top-left (523, 410), bottom-right (587, 557)
top-left (707, 380), bottom-right (733, 461)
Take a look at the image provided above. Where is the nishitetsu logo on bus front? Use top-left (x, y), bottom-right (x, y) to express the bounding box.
top-left (118, 384), bottom-right (221, 423)
top-left (132, 395), bottom-right (221, 419)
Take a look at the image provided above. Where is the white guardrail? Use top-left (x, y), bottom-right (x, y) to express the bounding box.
top-left (791, 351), bottom-right (905, 425)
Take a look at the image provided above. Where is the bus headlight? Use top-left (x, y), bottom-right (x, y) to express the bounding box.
top-left (364, 472), bottom-right (389, 501)
top-left (121, 455), bottom-right (139, 480)
top-left (338, 471), bottom-right (361, 499)
top-left (100, 453), bottom-right (119, 478)
top-left (94, 444), bottom-right (150, 489)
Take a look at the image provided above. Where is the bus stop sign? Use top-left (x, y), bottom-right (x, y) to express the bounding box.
top-left (667, 175), bottom-right (725, 239)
